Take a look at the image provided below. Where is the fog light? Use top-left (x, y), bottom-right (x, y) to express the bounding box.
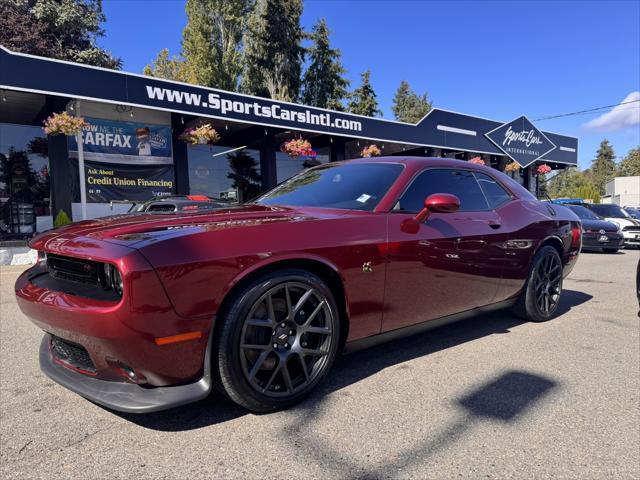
top-left (106, 358), bottom-right (147, 384)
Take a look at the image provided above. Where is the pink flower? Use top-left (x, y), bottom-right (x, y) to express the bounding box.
top-left (536, 164), bottom-right (552, 175)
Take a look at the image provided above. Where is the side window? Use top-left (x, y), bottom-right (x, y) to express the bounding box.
top-left (397, 169), bottom-right (489, 212)
top-left (474, 172), bottom-right (512, 209)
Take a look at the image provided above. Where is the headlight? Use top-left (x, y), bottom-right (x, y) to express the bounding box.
top-left (37, 251), bottom-right (47, 264)
top-left (611, 220), bottom-right (621, 231)
top-left (103, 263), bottom-right (123, 296)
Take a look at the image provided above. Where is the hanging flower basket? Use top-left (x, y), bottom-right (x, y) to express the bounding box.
top-left (536, 164), bottom-right (552, 175)
top-left (179, 123), bottom-right (220, 145)
top-left (505, 161), bottom-right (521, 173)
top-left (469, 156), bottom-right (485, 165)
top-left (43, 111), bottom-right (88, 136)
top-left (281, 138), bottom-right (316, 158)
top-left (361, 144), bottom-right (382, 158)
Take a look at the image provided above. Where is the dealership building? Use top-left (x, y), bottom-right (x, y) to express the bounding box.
top-left (0, 45), bottom-right (578, 239)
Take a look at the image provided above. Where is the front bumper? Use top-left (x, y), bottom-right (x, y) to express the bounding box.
top-left (622, 230), bottom-right (640, 246)
top-left (582, 232), bottom-right (624, 250)
top-left (39, 333), bottom-right (212, 413)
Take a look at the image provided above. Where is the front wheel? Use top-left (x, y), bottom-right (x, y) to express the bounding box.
top-left (213, 269), bottom-right (340, 412)
top-left (513, 245), bottom-right (563, 322)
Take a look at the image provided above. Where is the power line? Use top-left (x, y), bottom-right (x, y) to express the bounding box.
top-left (532, 98), bottom-right (640, 121)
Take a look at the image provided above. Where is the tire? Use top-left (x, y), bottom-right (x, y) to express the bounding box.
top-left (213, 269), bottom-right (340, 412)
top-left (603, 248), bottom-right (619, 254)
top-left (513, 245), bottom-right (563, 322)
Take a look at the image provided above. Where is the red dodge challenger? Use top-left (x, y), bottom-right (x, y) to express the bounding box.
top-left (15, 157), bottom-right (581, 413)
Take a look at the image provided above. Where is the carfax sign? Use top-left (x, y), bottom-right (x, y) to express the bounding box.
top-left (485, 115), bottom-right (557, 168)
top-left (68, 117), bottom-right (173, 164)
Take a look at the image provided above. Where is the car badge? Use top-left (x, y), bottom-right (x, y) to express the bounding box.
top-left (599, 229), bottom-right (605, 234)
top-left (362, 261), bottom-right (373, 273)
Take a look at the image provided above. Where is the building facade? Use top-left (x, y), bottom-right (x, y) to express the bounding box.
top-left (0, 46), bottom-right (578, 239)
top-left (603, 176), bottom-right (640, 206)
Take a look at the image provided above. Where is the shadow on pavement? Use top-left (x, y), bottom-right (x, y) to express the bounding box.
top-left (282, 370), bottom-right (559, 479)
top-left (115, 289), bottom-right (590, 432)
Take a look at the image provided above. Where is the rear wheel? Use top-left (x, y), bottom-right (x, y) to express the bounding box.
top-left (513, 245), bottom-right (563, 322)
top-left (213, 269), bottom-right (340, 412)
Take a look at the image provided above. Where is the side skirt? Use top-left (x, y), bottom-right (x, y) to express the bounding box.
top-left (342, 298), bottom-right (517, 354)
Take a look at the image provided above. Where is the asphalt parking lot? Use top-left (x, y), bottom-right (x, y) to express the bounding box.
top-left (1, 249), bottom-right (639, 479)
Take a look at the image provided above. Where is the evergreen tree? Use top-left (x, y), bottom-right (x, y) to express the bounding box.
top-left (347, 70), bottom-right (382, 117)
top-left (181, 0), bottom-right (251, 90)
top-left (0, 0), bottom-right (120, 69)
top-left (300, 18), bottom-right (349, 110)
top-left (143, 49), bottom-right (188, 82)
top-left (392, 80), bottom-right (432, 123)
top-left (241, 0), bottom-right (304, 101)
top-left (590, 139), bottom-right (617, 194)
top-left (617, 147), bottom-right (640, 177)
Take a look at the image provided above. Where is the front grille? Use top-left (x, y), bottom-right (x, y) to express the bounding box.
top-left (47, 254), bottom-right (101, 286)
top-left (623, 226), bottom-right (640, 232)
top-left (50, 336), bottom-right (96, 374)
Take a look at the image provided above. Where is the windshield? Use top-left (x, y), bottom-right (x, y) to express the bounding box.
top-left (567, 205), bottom-right (601, 220)
top-left (588, 204), bottom-right (630, 218)
top-left (256, 162), bottom-right (404, 211)
top-left (625, 207), bottom-right (640, 218)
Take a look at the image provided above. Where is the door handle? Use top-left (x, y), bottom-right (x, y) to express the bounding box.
top-left (488, 221), bottom-right (501, 229)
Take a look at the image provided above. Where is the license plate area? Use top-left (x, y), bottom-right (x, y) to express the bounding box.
top-left (598, 235), bottom-right (609, 242)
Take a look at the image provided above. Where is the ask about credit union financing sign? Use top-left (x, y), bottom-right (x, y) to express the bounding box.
top-left (485, 115), bottom-right (557, 168)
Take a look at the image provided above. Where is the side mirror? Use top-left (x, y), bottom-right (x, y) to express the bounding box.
top-left (415, 193), bottom-right (461, 222)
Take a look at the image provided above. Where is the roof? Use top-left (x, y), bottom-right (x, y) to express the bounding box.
top-left (0, 45), bottom-right (578, 166)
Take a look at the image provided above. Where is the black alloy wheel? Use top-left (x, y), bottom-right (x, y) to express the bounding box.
top-left (514, 245), bottom-right (564, 322)
top-left (239, 281), bottom-right (334, 397)
top-left (532, 253), bottom-right (562, 316)
top-left (214, 270), bottom-right (340, 412)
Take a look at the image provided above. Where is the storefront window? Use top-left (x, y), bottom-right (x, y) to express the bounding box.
top-left (276, 146), bottom-right (330, 184)
top-left (187, 144), bottom-right (262, 203)
top-left (0, 124), bottom-right (51, 238)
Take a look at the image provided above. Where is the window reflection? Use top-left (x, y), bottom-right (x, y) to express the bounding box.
top-left (276, 146), bottom-right (329, 184)
top-left (187, 144), bottom-right (262, 203)
top-left (0, 124), bottom-right (51, 237)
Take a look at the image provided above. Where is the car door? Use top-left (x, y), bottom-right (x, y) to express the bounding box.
top-left (382, 168), bottom-right (508, 332)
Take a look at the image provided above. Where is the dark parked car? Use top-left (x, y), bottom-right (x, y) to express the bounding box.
top-left (565, 204), bottom-right (623, 253)
top-left (16, 157), bottom-right (581, 414)
top-left (580, 203), bottom-right (640, 248)
top-left (126, 194), bottom-right (229, 213)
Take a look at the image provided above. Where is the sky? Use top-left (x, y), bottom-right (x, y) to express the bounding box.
top-left (100, 0), bottom-right (640, 170)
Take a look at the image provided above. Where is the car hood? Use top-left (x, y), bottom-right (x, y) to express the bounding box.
top-left (580, 219), bottom-right (621, 232)
top-left (30, 204), bottom-right (354, 250)
top-left (601, 217), bottom-right (639, 228)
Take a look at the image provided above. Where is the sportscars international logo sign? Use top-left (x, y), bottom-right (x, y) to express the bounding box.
top-left (485, 115), bottom-right (556, 168)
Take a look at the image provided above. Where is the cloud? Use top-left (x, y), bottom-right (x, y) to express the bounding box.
top-left (584, 91), bottom-right (640, 131)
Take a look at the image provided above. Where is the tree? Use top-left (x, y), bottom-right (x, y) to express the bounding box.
top-left (392, 80), bottom-right (432, 123)
top-left (241, 0), bottom-right (304, 101)
top-left (617, 147), bottom-right (640, 177)
top-left (547, 167), bottom-right (594, 199)
top-left (590, 139), bottom-right (617, 194)
top-left (574, 184), bottom-right (601, 203)
top-left (180, 0), bottom-right (251, 90)
top-left (300, 18), bottom-right (349, 110)
top-left (143, 49), bottom-right (188, 82)
top-left (0, 0), bottom-right (121, 69)
top-left (347, 70), bottom-right (382, 117)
